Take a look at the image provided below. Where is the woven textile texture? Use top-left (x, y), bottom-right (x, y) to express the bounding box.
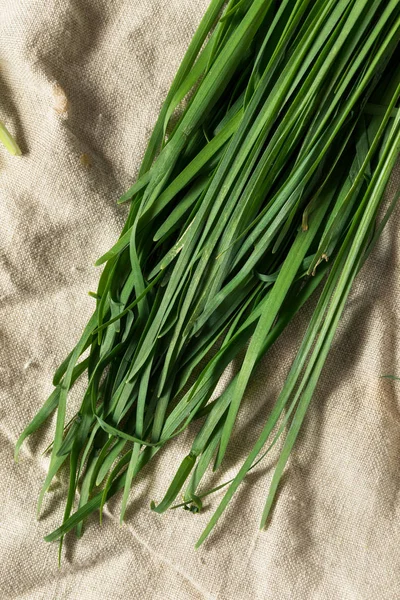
top-left (1, 1), bottom-right (400, 599)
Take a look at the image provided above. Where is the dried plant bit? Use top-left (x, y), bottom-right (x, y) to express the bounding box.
top-left (311, 253), bottom-right (329, 276)
top-left (52, 82), bottom-right (69, 115)
top-left (0, 120), bottom-right (21, 155)
top-left (80, 153), bottom-right (92, 168)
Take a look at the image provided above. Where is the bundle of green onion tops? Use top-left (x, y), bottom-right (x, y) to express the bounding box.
top-left (17, 0), bottom-right (400, 553)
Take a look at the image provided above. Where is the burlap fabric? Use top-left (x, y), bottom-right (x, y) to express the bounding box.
top-left (1, 1), bottom-right (400, 598)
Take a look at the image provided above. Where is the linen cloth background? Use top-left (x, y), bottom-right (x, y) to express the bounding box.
top-left (1, 1), bottom-right (400, 598)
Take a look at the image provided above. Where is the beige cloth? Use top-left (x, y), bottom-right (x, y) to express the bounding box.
top-left (1, 1), bottom-right (400, 598)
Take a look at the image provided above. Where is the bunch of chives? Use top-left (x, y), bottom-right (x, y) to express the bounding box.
top-left (16, 0), bottom-right (400, 553)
